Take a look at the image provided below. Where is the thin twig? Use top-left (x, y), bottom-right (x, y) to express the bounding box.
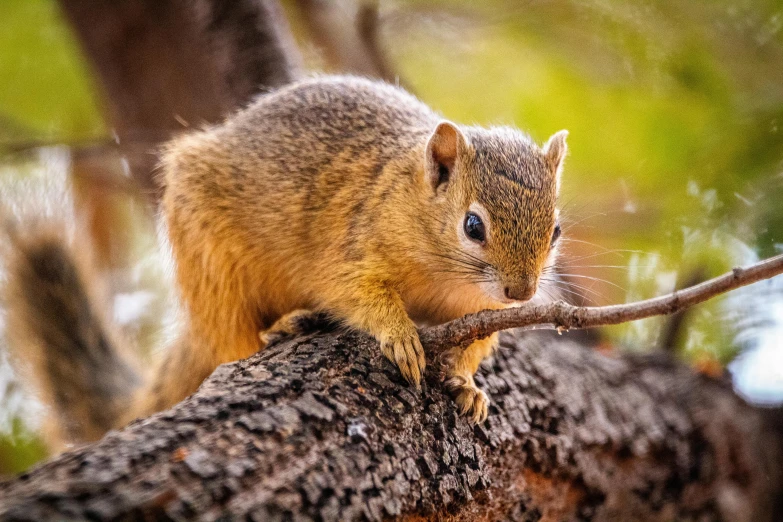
top-left (420, 254), bottom-right (783, 352)
top-left (657, 266), bottom-right (707, 353)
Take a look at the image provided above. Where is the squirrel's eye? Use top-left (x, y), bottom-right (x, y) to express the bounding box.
top-left (464, 212), bottom-right (486, 244)
top-left (551, 223), bottom-right (562, 246)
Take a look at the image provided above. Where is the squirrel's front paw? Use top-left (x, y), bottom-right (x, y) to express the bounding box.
top-left (446, 375), bottom-right (489, 424)
top-left (380, 330), bottom-right (426, 388)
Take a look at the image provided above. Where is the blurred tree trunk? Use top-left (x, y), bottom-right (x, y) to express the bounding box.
top-left (57, 0), bottom-right (303, 201)
top-left (0, 332), bottom-right (781, 521)
top-left (58, 0), bottom-right (303, 281)
top-left (295, 0), bottom-right (405, 86)
top-left (69, 147), bottom-right (140, 273)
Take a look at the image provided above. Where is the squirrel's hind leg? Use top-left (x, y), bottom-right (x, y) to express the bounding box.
top-left (444, 332), bottom-right (498, 424)
top-left (259, 309), bottom-right (339, 345)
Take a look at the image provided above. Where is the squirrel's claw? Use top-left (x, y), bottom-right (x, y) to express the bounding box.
top-left (381, 332), bottom-right (425, 389)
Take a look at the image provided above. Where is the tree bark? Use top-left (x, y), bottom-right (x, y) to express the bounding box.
top-left (57, 0), bottom-right (303, 199)
top-left (1, 330), bottom-right (780, 521)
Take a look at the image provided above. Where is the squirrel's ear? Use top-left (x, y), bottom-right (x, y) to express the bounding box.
top-left (543, 130), bottom-right (568, 191)
top-left (425, 121), bottom-right (465, 191)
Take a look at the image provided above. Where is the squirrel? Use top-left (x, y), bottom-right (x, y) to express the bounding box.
top-left (3, 75), bottom-right (566, 446)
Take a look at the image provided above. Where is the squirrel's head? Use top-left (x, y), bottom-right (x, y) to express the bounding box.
top-left (423, 121), bottom-right (567, 304)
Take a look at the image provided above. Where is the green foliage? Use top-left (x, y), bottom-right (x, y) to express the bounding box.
top-left (0, 0), bottom-right (105, 144)
top-left (0, 418), bottom-right (48, 476)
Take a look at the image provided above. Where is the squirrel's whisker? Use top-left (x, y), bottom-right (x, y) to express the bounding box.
top-left (545, 282), bottom-right (599, 305)
top-left (554, 273), bottom-right (626, 293)
top-left (550, 279), bottom-right (607, 302)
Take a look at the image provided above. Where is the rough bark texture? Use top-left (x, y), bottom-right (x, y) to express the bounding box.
top-left (57, 0), bottom-right (302, 198)
top-left (1, 330), bottom-right (781, 521)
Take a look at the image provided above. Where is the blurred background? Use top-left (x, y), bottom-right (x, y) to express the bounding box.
top-left (0, 0), bottom-right (781, 473)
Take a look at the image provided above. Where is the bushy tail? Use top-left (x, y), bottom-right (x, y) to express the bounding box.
top-left (2, 223), bottom-right (141, 448)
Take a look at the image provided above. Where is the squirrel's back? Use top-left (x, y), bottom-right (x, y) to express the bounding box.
top-left (159, 76), bottom-right (445, 324)
top-left (229, 75), bottom-right (439, 168)
top-left (161, 76), bottom-right (439, 237)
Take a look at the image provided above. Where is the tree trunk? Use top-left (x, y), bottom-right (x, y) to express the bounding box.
top-left (57, 0), bottom-right (302, 199)
top-left (1, 330), bottom-right (780, 521)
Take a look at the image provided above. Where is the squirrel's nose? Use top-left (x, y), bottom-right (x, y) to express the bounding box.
top-left (504, 279), bottom-right (537, 301)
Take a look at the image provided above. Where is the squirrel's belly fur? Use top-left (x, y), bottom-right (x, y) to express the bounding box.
top-left (4, 75), bottom-right (566, 444)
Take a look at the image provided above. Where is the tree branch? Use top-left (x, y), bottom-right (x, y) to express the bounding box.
top-left (1, 332), bottom-right (781, 520)
top-left (295, 0), bottom-right (406, 88)
top-left (421, 254), bottom-right (783, 352)
top-left (355, 1), bottom-right (406, 88)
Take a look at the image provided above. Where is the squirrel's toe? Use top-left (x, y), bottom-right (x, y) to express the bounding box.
top-left (381, 334), bottom-right (424, 388)
top-left (446, 375), bottom-right (490, 424)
